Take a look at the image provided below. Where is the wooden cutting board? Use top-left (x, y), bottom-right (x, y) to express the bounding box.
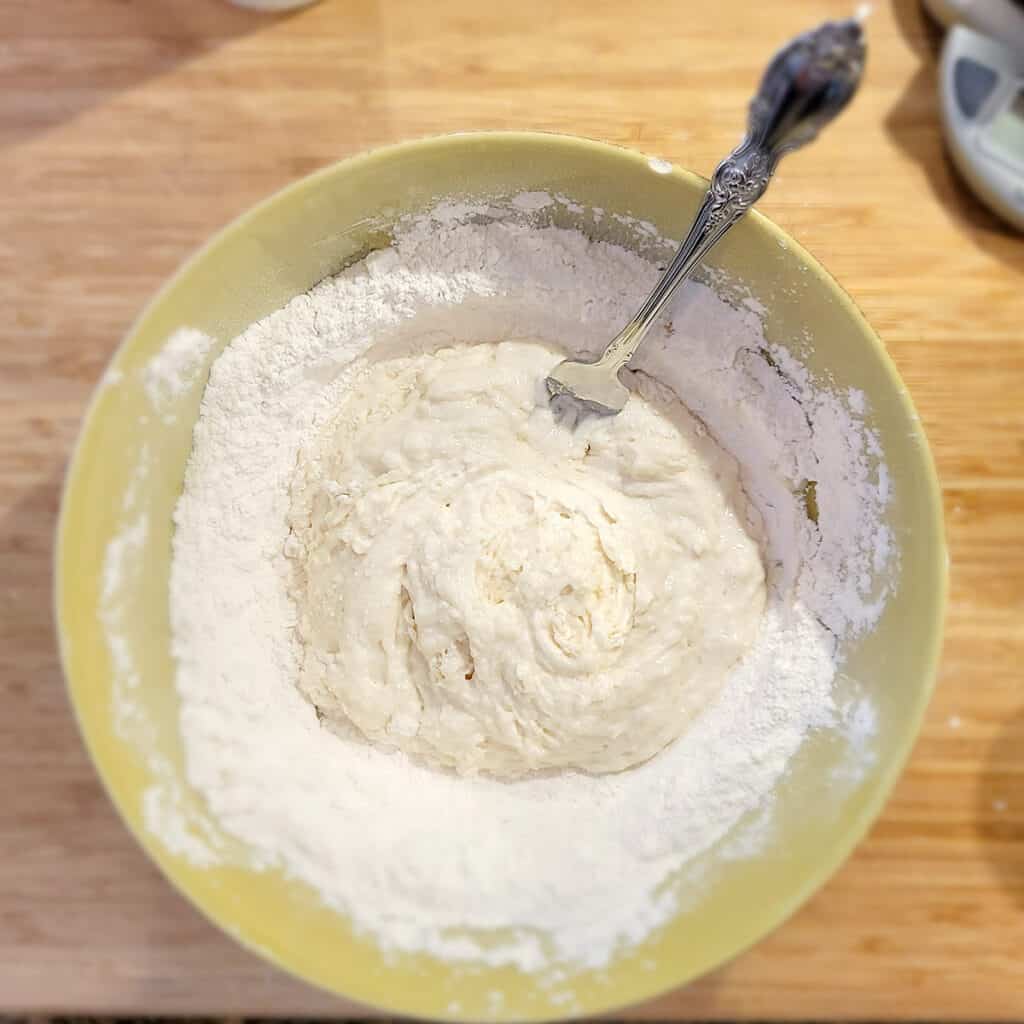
top-left (1, 0), bottom-right (1022, 1017)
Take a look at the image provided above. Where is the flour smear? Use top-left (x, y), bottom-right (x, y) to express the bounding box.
top-left (99, 195), bottom-right (894, 980)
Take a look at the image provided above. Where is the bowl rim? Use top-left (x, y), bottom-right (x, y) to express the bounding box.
top-left (55, 128), bottom-right (948, 1020)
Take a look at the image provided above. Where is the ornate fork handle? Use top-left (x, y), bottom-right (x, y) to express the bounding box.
top-left (597, 145), bottom-right (771, 371)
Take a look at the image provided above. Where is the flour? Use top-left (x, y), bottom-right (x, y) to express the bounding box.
top-left (111, 195), bottom-right (892, 975)
top-left (142, 327), bottom-right (214, 420)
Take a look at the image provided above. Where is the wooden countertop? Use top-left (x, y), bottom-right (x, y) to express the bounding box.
top-left (2, 0), bottom-right (1022, 1017)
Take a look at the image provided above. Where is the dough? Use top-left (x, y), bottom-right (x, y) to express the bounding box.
top-left (286, 341), bottom-right (766, 778)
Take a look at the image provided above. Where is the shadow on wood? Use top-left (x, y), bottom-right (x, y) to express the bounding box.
top-left (977, 706), bottom-right (1024, 909)
top-left (0, 0), bottom-right (274, 149)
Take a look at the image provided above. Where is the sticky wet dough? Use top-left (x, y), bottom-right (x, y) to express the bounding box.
top-left (286, 341), bottom-right (767, 778)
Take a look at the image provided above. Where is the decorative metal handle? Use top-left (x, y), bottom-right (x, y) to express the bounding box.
top-left (598, 17), bottom-right (865, 373)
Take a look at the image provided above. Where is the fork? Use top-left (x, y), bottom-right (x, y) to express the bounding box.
top-left (545, 17), bottom-right (867, 419)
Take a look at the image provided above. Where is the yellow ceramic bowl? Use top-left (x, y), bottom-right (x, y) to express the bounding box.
top-left (56, 132), bottom-right (946, 1021)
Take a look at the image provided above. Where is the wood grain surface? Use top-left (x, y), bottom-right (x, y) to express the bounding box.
top-left (1, 0), bottom-right (1022, 1018)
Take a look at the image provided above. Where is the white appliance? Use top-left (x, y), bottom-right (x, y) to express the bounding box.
top-left (923, 0), bottom-right (1024, 229)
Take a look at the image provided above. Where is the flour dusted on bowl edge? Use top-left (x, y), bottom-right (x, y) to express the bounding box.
top-left (100, 195), bottom-right (893, 975)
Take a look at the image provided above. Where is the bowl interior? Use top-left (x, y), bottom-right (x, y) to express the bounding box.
top-left (57, 132), bottom-right (946, 1021)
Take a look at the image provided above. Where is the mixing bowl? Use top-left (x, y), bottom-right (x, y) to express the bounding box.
top-left (56, 132), bottom-right (946, 1021)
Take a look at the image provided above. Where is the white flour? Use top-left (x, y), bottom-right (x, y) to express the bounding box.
top-left (142, 327), bottom-right (214, 420)
top-left (110, 197), bottom-right (892, 975)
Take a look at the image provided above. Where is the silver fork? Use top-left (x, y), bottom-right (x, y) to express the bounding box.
top-left (545, 17), bottom-right (867, 419)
